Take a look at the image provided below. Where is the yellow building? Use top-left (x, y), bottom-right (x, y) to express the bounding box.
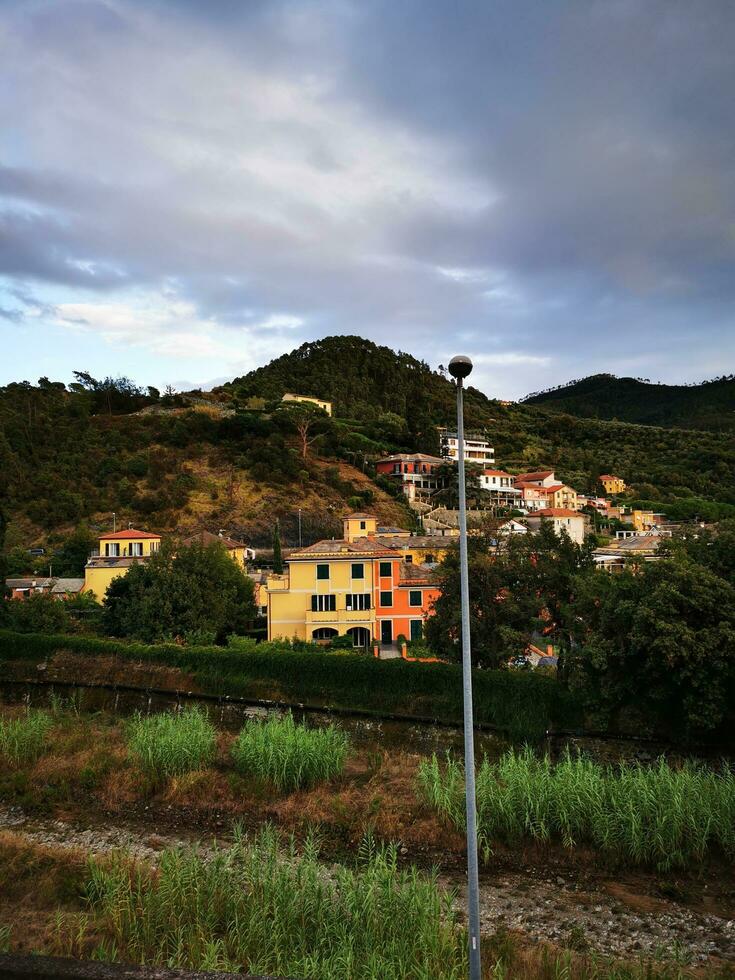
top-left (631, 510), bottom-right (667, 533)
top-left (82, 529), bottom-right (161, 599)
top-left (181, 530), bottom-right (251, 569)
top-left (267, 513), bottom-right (441, 647)
top-left (281, 393), bottom-right (332, 416)
top-left (546, 483), bottom-right (580, 511)
top-left (343, 512), bottom-right (452, 563)
top-left (600, 474), bottom-right (626, 495)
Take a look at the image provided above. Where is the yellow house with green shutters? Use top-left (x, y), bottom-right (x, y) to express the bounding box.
top-left (82, 529), bottom-right (161, 600)
top-left (267, 513), bottom-right (441, 648)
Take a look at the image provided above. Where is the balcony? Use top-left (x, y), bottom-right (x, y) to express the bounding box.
top-left (266, 574), bottom-right (290, 591)
top-left (305, 609), bottom-right (375, 625)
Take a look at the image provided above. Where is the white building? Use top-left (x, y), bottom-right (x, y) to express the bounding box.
top-left (479, 469), bottom-right (522, 508)
top-left (439, 428), bottom-right (495, 467)
top-left (524, 508), bottom-right (586, 545)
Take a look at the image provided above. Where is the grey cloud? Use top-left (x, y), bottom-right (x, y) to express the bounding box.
top-left (0, 0), bottom-right (733, 393)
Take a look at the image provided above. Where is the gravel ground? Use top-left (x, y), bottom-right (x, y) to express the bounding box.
top-left (2, 804), bottom-right (733, 967)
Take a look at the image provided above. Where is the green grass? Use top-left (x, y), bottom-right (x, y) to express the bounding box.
top-left (0, 710), bottom-right (52, 765)
top-left (418, 748), bottom-right (735, 869)
top-left (127, 708), bottom-right (216, 777)
top-left (83, 825), bottom-right (467, 979)
top-left (231, 713), bottom-right (349, 790)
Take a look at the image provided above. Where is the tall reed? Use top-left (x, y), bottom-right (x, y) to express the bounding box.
top-left (84, 825), bottom-right (467, 979)
top-left (231, 713), bottom-right (349, 790)
top-left (0, 710), bottom-right (52, 764)
top-left (127, 707), bottom-right (216, 777)
top-left (418, 747), bottom-right (735, 869)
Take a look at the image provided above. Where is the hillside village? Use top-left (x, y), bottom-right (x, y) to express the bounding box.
top-left (5, 389), bottom-right (684, 658)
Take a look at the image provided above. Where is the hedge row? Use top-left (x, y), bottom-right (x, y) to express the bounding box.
top-left (0, 631), bottom-right (584, 740)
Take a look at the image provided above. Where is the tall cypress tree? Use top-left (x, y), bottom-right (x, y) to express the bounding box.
top-left (272, 519), bottom-right (284, 574)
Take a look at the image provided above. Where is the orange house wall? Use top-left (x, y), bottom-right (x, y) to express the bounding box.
top-left (370, 557), bottom-right (438, 642)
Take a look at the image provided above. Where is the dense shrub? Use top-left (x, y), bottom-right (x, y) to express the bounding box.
top-left (419, 748), bottom-right (735, 869)
top-left (0, 631), bottom-right (582, 739)
top-left (0, 710), bottom-right (52, 764)
top-left (127, 708), bottom-right (217, 777)
top-left (231, 713), bottom-right (349, 790)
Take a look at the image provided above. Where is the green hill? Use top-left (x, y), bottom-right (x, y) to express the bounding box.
top-left (1, 338), bottom-right (734, 576)
top-left (523, 373), bottom-right (735, 432)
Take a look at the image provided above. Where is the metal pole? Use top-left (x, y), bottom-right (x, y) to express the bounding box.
top-left (112, 512), bottom-right (116, 534)
top-left (298, 508), bottom-right (302, 548)
top-left (449, 355), bottom-right (482, 979)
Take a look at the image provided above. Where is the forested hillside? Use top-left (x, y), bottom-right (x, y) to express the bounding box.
top-left (1, 339), bottom-right (734, 572)
top-left (523, 373), bottom-right (735, 432)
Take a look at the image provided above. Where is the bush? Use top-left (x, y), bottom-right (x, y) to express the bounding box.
top-left (0, 631), bottom-right (584, 740)
top-left (5, 594), bottom-right (69, 634)
top-left (127, 708), bottom-right (217, 777)
top-left (0, 710), bottom-right (52, 764)
top-left (231, 714), bottom-right (349, 790)
top-left (418, 747), bottom-right (735, 869)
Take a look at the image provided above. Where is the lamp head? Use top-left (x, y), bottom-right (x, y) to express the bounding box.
top-left (448, 355), bottom-right (473, 380)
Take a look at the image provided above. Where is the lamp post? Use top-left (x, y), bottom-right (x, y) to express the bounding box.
top-left (298, 508), bottom-right (302, 548)
top-left (448, 354), bottom-right (482, 980)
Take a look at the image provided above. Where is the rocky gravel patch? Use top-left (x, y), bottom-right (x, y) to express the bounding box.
top-left (2, 804), bottom-right (732, 967)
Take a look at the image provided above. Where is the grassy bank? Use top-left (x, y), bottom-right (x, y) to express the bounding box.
top-left (419, 748), bottom-right (735, 870)
top-left (0, 630), bottom-right (583, 740)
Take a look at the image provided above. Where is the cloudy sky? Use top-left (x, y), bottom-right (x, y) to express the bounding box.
top-left (2, 0), bottom-right (734, 399)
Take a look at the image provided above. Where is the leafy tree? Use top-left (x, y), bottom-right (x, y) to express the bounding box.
top-left (426, 521), bottom-right (593, 668)
top-left (275, 401), bottom-right (333, 459)
top-left (102, 540), bottom-right (255, 643)
top-left (432, 462), bottom-right (486, 510)
top-left (565, 554), bottom-right (735, 739)
top-left (5, 592), bottom-right (69, 633)
top-left (52, 524), bottom-right (96, 577)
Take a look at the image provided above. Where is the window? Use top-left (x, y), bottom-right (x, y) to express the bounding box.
top-left (346, 593), bottom-right (371, 611)
top-left (410, 619), bottom-right (423, 641)
top-left (360, 521), bottom-right (366, 530)
top-left (316, 564), bottom-right (329, 580)
top-left (380, 591), bottom-right (393, 607)
top-left (130, 542), bottom-right (143, 557)
top-left (351, 563), bottom-right (364, 579)
top-left (425, 554), bottom-right (435, 564)
top-left (105, 543), bottom-right (120, 557)
top-left (405, 555), bottom-right (413, 564)
top-left (311, 594), bottom-right (336, 612)
top-left (409, 590), bottom-right (422, 607)
top-left (379, 561), bottom-right (392, 578)
top-left (150, 541), bottom-right (160, 552)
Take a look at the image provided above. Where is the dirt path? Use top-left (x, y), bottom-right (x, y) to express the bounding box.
top-left (1, 804), bottom-right (732, 967)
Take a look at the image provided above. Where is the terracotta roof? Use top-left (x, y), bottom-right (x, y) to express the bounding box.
top-left (344, 512), bottom-right (378, 520)
top-left (398, 562), bottom-right (438, 585)
top-left (182, 530), bottom-right (246, 550)
top-left (531, 508), bottom-right (582, 518)
top-left (99, 529), bottom-right (161, 540)
top-left (376, 453), bottom-right (444, 464)
top-left (372, 535), bottom-right (454, 550)
top-left (544, 484), bottom-right (567, 493)
top-left (289, 538), bottom-right (399, 558)
top-left (600, 474), bottom-right (622, 480)
top-left (515, 482), bottom-right (549, 492)
top-left (514, 470), bottom-right (554, 482)
top-left (483, 469), bottom-right (513, 477)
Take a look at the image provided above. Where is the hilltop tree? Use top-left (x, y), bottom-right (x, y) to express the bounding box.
top-left (275, 400), bottom-right (333, 459)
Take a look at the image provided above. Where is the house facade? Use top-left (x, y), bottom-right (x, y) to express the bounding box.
top-left (281, 393), bottom-right (332, 416)
top-left (374, 453), bottom-right (445, 501)
top-left (524, 508), bottom-right (586, 545)
top-left (479, 469), bottom-right (522, 508)
top-left (267, 514), bottom-right (440, 647)
top-left (438, 428), bottom-right (495, 466)
top-left (514, 482), bottom-right (551, 512)
top-left (600, 474), bottom-right (626, 495)
top-left (82, 529), bottom-right (162, 599)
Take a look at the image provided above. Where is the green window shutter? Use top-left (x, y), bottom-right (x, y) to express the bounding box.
top-left (409, 590), bottom-right (422, 607)
top-left (317, 564), bottom-right (329, 580)
top-left (380, 591), bottom-right (393, 607)
top-left (410, 619), bottom-right (423, 641)
top-left (351, 563), bottom-right (364, 579)
top-left (379, 561), bottom-right (392, 577)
